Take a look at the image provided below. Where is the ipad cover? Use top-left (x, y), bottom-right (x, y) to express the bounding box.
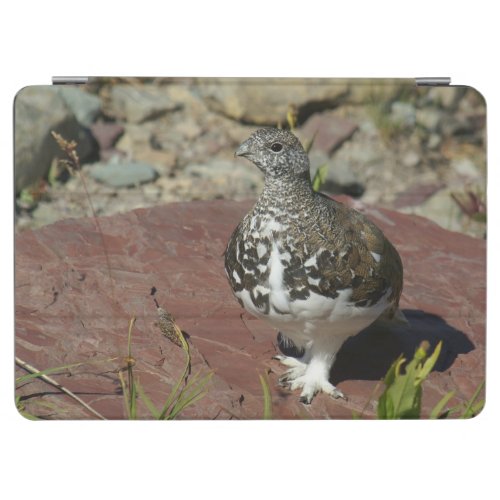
top-left (14, 77), bottom-right (486, 419)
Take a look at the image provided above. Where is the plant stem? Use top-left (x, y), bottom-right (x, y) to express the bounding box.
top-left (15, 356), bottom-right (106, 420)
top-left (77, 170), bottom-right (114, 298)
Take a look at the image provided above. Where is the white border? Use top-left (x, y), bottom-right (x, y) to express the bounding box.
top-left (1, 1), bottom-right (497, 498)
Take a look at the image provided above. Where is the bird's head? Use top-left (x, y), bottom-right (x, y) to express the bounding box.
top-left (235, 128), bottom-right (310, 179)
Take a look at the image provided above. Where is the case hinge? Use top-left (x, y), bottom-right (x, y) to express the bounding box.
top-left (415, 77), bottom-right (451, 86)
top-left (52, 76), bottom-right (89, 85)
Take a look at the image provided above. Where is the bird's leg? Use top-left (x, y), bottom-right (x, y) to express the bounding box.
top-left (279, 333), bottom-right (351, 404)
top-left (273, 332), bottom-right (310, 386)
top-left (293, 354), bottom-right (344, 404)
top-left (274, 351), bottom-right (310, 387)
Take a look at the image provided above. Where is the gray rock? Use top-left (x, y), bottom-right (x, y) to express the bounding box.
top-left (90, 121), bottom-right (125, 151)
top-left (14, 86), bottom-right (96, 193)
top-left (427, 133), bottom-right (442, 150)
top-left (402, 151), bottom-right (420, 168)
top-left (346, 80), bottom-right (409, 105)
top-left (309, 151), bottom-right (364, 197)
top-left (182, 159), bottom-right (264, 199)
top-left (299, 111), bottom-right (358, 154)
top-left (390, 101), bottom-right (416, 128)
top-left (28, 201), bottom-right (64, 227)
top-left (56, 86), bottom-right (101, 127)
top-left (110, 85), bottom-right (181, 123)
top-left (186, 159), bottom-right (261, 182)
top-left (335, 137), bottom-right (385, 167)
top-left (358, 119), bottom-right (379, 135)
top-left (89, 160), bottom-right (158, 187)
top-left (399, 187), bottom-right (484, 237)
top-left (416, 108), bottom-right (442, 132)
top-left (439, 113), bottom-right (476, 137)
top-left (196, 78), bottom-right (349, 125)
top-left (451, 158), bottom-right (480, 179)
top-left (426, 86), bottom-right (461, 109)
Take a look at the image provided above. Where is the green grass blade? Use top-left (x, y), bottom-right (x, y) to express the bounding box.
top-left (167, 389), bottom-right (209, 420)
top-left (158, 368), bottom-right (189, 419)
top-left (460, 380), bottom-right (485, 419)
top-left (259, 372), bottom-right (272, 420)
top-left (127, 317), bottom-right (136, 358)
top-left (417, 341), bottom-right (442, 384)
top-left (471, 400), bottom-right (485, 416)
top-left (15, 356), bottom-right (107, 420)
top-left (430, 391), bottom-right (455, 419)
top-left (117, 370), bottom-right (131, 419)
top-left (169, 371), bottom-right (213, 413)
top-left (304, 132), bottom-right (317, 154)
top-left (167, 372), bottom-right (213, 420)
top-left (167, 392), bottom-right (207, 420)
top-left (158, 364), bottom-right (189, 419)
top-left (124, 317), bottom-right (138, 420)
top-left (286, 106), bottom-right (298, 131)
top-left (135, 379), bottom-right (160, 419)
top-left (312, 164), bottom-right (328, 192)
top-left (16, 361), bottom-right (86, 384)
top-left (128, 367), bottom-right (137, 420)
top-left (15, 356), bottom-right (117, 385)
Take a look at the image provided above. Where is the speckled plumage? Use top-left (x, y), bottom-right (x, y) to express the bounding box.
top-left (224, 128), bottom-right (403, 403)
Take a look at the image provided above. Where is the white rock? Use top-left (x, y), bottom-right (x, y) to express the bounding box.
top-left (390, 102), bottom-right (416, 127)
top-left (427, 133), bottom-right (442, 150)
top-left (402, 151), bottom-right (420, 168)
top-left (416, 108), bottom-right (442, 132)
top-left (451, 158), bottom-right (480, 179)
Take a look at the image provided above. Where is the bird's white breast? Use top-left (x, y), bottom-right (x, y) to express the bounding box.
top-left (235, 237), bottom-right (392, 346)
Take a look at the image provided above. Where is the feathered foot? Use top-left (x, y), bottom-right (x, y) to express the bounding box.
top-left (273, 353), bottom-right (345, 404)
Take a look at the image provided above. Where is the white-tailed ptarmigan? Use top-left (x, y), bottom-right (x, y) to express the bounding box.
top-left (224, 128), bottom-right (404, 404)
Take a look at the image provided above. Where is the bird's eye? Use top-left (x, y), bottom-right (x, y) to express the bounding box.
top-left (271, 142), bottom-right (283, 152)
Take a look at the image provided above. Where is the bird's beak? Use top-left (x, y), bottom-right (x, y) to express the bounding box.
top-left (235, 138), bottom-right (253, 158)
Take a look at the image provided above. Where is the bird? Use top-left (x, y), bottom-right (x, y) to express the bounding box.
top-left (224, 127), bottom-right (404, 404)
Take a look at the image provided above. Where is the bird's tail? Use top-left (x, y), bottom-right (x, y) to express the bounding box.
top-left (374, 307), bottom-right (409, 328)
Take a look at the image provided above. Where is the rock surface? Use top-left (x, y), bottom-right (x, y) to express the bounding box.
top-left (90, 121), bottom-right (124, 159)
top-left (56, 86), bottom-right (102, 128)
top-left (298, 110), bottom-right (358, 154)
top-left (14, 86), bottom-right (96, 193)
top-left (89, 160), bottom-right (158, 188)
top-left (110, 84), bottom-right (181, 123)
top-left (15, 198), bottom-right (485, 419)
top-left (15, 80), bottom-right (486, 240)
top-left (197, 78), bottom-right (349, 125)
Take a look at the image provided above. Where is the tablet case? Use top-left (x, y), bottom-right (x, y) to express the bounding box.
top-left (14, 77), bottom-right (486, 419)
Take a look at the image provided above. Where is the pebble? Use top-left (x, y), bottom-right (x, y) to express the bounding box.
top-left (185, 159), bottom-right (262, 185)
top-left (57, 87), bottom-right (102, 128)
top-left (426, 87), bottom-right (459, 109)
top-left (416, 108), bottom-right (442, 132)
top-left (90, 121), bottom-right (124, 151)
top-left (110, 85), bottom-right (180, 123)
top-left (451, 158), bottom-right (480, 179)
top-left (390, 101), bottom-right (416, 127)
top-left (400, 187), bottom-right (484, 238)
top-left (402, 151), bottom-right (421, 168)
top-left (427, 133), bottom-right (442, 150)
top-left (15, 82), bottom-right (486, 240)
top-left (299, 111), bottom-right (358, 154)
top-left (89, 160), bottom-right (158, 188)
top-left (309, 150), bottom-right (364, 197)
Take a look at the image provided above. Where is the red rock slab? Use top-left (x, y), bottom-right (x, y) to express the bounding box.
top-left (15, 198), bottom-right (485, 419)
top-left (299, 111), bottom-right (358, 154)
top-left (393, 182), bottom-right (446, 208)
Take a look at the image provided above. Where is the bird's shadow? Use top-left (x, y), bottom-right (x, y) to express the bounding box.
top-left (277, 309), bottom-right (475, 384)
top-left (330, 309), bottom-right (475, 384)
